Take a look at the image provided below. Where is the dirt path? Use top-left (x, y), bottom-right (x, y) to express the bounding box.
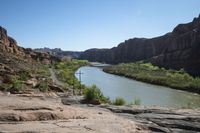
top-left (49, 68), bottom-right (65, 87)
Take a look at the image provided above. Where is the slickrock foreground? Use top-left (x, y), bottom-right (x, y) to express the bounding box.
top-left (1, 92), bottom-right (200, 133)
top-left (98, 105), bottom-right (200, 132)
top-left (0, 93), bottom-right (145, 133)
top-left (63, 96), bottom-right (200, 133)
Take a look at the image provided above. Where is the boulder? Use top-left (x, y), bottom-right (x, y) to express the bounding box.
top-left (61, 96), bottom-right (84, 105)
top-left (48, 85), bottom-right (64, 92)
top-left (25, 78), bottom-right (38, 87)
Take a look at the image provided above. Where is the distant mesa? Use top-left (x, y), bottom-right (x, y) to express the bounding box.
top-left (34, 47), bottom-right (82, 59)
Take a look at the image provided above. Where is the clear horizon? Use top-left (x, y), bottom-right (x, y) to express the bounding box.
top-left (1, 0), bottom-right (200, 51)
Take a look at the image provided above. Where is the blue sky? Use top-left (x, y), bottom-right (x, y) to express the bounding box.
top-left (1, 0), bottom-right (200, 51)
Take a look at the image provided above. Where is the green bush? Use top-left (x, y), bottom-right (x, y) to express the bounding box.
top-left (132, 98), bottom-right (141, 105)
top-left (35, 65), bottom-right (51, 77)
top-left (54, 60), bottom-right (89, 87)
top-left (12, 78), bottom-right (24, 92)
top-left (84, 85), bottom-right (110, 103)
top-left (112, 97), bottom-right (126, 106)
top-left (39, 80), bottom-right (49, 92)
top-left (19, 71), bottom-right (30, 81)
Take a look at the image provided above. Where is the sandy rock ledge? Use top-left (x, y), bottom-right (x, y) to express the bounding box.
top-left (0, 93), bottom-right (146, 133)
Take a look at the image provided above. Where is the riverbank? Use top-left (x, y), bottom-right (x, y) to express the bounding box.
top-left (0, 92), bottom-right (199, 132)
top-left (103, 62), bottom-right (200, 94)
top-left (53, 59), bottom-right (89, 91)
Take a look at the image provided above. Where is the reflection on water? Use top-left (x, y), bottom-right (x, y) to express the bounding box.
top-left (76, 66), bottom-right (200, 108)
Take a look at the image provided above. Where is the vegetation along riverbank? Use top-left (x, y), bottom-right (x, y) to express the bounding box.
top-left (103, 62), bottom-right (200, 94)
top-left (53, 59), bottom-right (89, 90)
top-left (53, 60), bottom-right (111, 104)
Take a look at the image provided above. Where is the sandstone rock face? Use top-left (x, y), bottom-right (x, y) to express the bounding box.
top-left (0, 26), bottom-right (60, 65)
top-left (80, 15), bottom-right (200, 76)
top-left (0, 26), bottom-right (9, 46)
top-left (0, 26), bottom-right (22, 55)
top-left (0, 26), bottom-right (62, 93)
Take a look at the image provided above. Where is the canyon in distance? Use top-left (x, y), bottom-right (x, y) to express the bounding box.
top-left (0, 7), bottom-right (200, 133)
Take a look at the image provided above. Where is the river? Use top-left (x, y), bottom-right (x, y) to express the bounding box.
top-left (76, 66), bottom-right (200, 108)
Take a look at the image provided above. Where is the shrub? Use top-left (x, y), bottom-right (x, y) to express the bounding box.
top-left (133, 98), bottom-right (141, 105)
top-left (112, 97), bottom-right (126, 106)
top-left (128, 98), bottom-right (141, 106)
top-left (84, 85), bottom-right (110, 103)
top-left (19, 71), bottom-right (30, 81)
top-left (12, 78), bottom-right (24, 92)
top-left (35, 65), bottom-right (51, 76)
top-left (39, 80), bottom-right (49, 92)
top-left (190, 77), bottom-right (200, 89)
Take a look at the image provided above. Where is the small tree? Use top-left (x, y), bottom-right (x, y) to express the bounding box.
top-left (84, 85), bottom-right (110, 104)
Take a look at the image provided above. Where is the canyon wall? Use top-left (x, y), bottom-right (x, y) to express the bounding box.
top-left (80, 15), bottom-right (200, 75)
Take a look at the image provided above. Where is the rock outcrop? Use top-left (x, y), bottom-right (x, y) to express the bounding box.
top-left (0, 26), bottom-right (61, 92)
top-left (99, 105), bottom-right (200, 133)
top-left (80, 15), bottom-right (200, 76)
top-left (0, 26), bottom-right (21, 55)
top-left (61, 96), bottom-right (200, 132)
top-left (0, 26), bottom-right (60, 65)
